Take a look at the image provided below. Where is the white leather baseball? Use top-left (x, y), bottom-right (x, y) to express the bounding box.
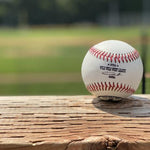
top-left (81, 40), bottom-right (143, 99)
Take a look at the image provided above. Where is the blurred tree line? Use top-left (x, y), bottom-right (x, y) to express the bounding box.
top-left (0, 0), bottom-right (143, 26)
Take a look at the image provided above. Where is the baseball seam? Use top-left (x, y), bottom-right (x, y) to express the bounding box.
top-left (86, 82), bottom-right (135, 94)
top-left (89, 47), bottom-right (139, 63)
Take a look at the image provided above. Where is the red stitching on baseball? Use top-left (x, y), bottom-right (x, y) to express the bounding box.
top-left (106, 53), bottom-right (111, 61)
top-left (120, 84), bottom-right (126, 92)
top-left (90, 84), bottom-right (93, 91)
top-left (121, 54), bottom-right (124, 63)
top-left (125, 85), bottom-right (129, 93)
top-left (100, 51), bottom-right (105, 59)
top-left (132, 51), bottom-right (136, 60)
top-left (101, 82), bottom-right (104, 91)
top-left (112, 82), bottom-right (115, 90)
top-left (89, 47), bottom-right (139, 63)
top-left (108, 82), bottom-right (112, 90)
top-left (92, 83), bottom-right (96, 91)
top-left (105, 82), bottom-right (108, 90)
top-left (117, 54), bottom-right (121, 63)
top-left (129, 52), bottom-right (134, 61)
top-left (114, 54), bottom-right (117, 63)
top-left (96, 51), bottom-right (101, 58)
top-left (103, 52), bottom-right (108, 61)
top-left (94, 83), bottom-right (98, 91)
top-left (97, 82), bottom-right (101, 91)
top-left (114, 83), bottom-right (119, 91)
top-left (87, 82), bottom-right (135, 94)
top-left (127, 53), bottom-right (131, 62)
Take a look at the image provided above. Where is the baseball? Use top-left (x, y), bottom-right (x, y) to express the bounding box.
top-left (81, 40), bottom-right (143, 100)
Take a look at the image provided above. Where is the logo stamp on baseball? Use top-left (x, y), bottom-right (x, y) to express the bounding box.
top-left (81, 40), bottom-right (143, 100)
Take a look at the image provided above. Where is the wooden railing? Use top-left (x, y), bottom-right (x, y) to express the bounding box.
top-left (0, 95), bottom-right (150, 150)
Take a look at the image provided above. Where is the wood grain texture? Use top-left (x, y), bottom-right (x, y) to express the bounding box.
top-left (0, 95), bottom-right (150, 150)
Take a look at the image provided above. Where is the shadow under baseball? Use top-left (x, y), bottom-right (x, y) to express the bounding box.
top-left (92, 95), bottom-right (150, 118)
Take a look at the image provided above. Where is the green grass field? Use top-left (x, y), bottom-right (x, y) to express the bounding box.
top-left (0, 26), bottom-right (149, 95)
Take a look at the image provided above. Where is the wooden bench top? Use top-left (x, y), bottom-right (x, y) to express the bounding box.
top-left (0, 95), bottom-right (150, 150)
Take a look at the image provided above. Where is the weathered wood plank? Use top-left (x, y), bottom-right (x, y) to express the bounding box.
top-left (0, 95), bottom-right (150, 150)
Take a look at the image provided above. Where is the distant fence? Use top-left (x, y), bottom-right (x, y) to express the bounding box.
top-left (141, 30), bottom-right (149, 94)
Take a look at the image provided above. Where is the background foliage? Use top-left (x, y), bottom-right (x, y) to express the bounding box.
top-left (0, 0), bottom-right (143, 26)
